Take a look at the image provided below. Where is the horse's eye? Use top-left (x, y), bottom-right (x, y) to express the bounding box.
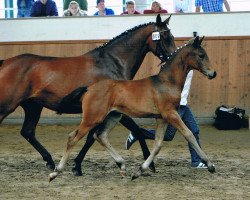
top-left (199, 54), bottom-right (205, 59)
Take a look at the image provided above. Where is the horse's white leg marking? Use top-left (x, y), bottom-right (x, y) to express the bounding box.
top-left (94, 114), bottom-right (126, 176)
top-left (48, 128), bottom-right (89, 182)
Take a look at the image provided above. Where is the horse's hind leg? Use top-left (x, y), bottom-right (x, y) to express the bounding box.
top-left (72, 111), bottom-right (122, 176)
top-left (94, 114), bottom-right (126, 177)
top-left (21, 101), bottom-right (55, 170)
top-left (119, 115), bottom-right (155, 172)
top-left (132, 119), bottom-right (167, 180)
top-left (72, 127), bottom-right (97, 176)
top-left (49, 123), bottom-right (92, 182)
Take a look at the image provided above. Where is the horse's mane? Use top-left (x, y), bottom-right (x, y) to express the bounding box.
top-left (93, 22), bottom-right (155, 50)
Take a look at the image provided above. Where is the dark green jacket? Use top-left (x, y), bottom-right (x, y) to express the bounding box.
top-left (63, 0), bottom-right (88, 11)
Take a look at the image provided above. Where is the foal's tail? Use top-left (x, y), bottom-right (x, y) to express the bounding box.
top-left (57, 87), bottom-right (88, 114)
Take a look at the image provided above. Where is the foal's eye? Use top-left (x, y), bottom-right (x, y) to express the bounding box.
top-left (199, 54), bottom-right (205, 59)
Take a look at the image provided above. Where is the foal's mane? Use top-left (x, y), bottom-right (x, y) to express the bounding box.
top-left (159, 39), bottom-right (195, 71)
top-left (94, 22), bottom-right (155, 50)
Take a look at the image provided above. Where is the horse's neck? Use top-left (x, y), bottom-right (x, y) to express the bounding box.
top-left (158, 57), bottom-right (188, 89)
top-left (91, 25), bottom-right (153, 79)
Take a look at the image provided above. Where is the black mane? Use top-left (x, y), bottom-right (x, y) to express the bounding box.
top-left (94, 22), bottom-right (155, 50)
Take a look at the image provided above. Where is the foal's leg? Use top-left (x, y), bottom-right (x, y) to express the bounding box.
top-left (72, 111), bottom-right (122, 176)
top-left (132, 119), bottom-right (167, 180)
top-left (48, 123), bottom-right (91, 182)
top-left (94, 115), bottom-right (127, 177)
top-left (119, 115), bottom-right (155, 172)
top-left (21, 101), bottom-right (55, 170)
top-left (165, 111), bottom-right (215, 173)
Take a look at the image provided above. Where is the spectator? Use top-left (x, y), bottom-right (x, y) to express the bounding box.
top-left (63, 0), bottom-right (87, 11)
top-left (173, 0), bottom-right (193, 13)
top-left (30, 0), bottom-right (58, 17)
top-left (195, 0), bottom-right (230, 12)
top-left (17, 0), bottom-right (34, 17)
top-left (143, 1), bottom-right (168, 14)
top-left (94, 0), bottom-right (115, 16)
top-left (63, 1), bottom-right (87, 16)
top-left (121, 0), bottom-right (141, 15)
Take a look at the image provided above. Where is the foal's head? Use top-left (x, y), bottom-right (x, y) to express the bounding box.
top-left (174, 36), bottom-right (216, 79)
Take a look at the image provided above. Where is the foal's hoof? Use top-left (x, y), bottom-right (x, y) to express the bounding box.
top-left (72, 167), bottom-right (83, 176)
top-left (208, 164), bottom-right (216, 173)
top-left (46, 162), bottom-right (55, 171)
top-left (48, 171), bottom-right (58, 182)
top-left (120, 170), bottom-right (126, 178)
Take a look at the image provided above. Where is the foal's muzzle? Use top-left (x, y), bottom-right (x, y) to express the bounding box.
top-left (207, 71), bottom-right (217, 79)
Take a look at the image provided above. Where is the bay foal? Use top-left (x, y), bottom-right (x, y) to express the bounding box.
top-left (49, 36), bottom-right (216, 181)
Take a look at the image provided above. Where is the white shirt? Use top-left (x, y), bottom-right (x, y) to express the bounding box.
top-left (173, 0), bottom-right (193, 13)
top-left (180, 70), bottom-right (193, 105)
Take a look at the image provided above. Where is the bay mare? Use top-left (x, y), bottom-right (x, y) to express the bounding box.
top-left (49, 36), bottom-right (216, 181)
top-left (0, 15), bottom-right (176, 174)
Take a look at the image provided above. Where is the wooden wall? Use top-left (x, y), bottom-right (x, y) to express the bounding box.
top-left (0, 37), bottom-right (249, 123)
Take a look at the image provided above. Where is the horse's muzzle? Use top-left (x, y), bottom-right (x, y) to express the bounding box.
top-left (208, 71), bottom-right (217, 79)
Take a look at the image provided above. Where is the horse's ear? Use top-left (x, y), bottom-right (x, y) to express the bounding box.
top-left (156, 14), bottom-right (162, 26)
top-left (163, 15), bottom-right (171, 25)
top-left (199, 36), bottom-right (205, 45)
top-left (192, 36), bottom-right (200, 48)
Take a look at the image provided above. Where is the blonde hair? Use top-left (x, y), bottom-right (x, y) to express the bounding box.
top-left (68, 1), bottom-right (80, 9)
top-left (151, 1), bottom-right (162, 10)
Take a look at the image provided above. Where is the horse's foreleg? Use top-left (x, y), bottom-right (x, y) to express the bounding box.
top-left (94, 114), bottom-right (127, 177)
top-left (119, 115), bottom-right (155, 172)
top-left (48, 126), bottom-right (90, 182)
top-left (21, 102), bottom-right (55, 170)
top-left (166, 111), bottom-right (215, 173)
top-left (132, 119), bottom-right (166, 180)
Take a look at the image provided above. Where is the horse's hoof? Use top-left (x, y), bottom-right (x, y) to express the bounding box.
top-left (46, 162), bottom-right (55, 171)
top-left (131, 173), bottom-right (139, 181)
top-left (120, 170), bottom-right (126, 178)
top-left (131, 166), bottom-right (143, 181)
top-left (149, 162), bottom-right (156, 173)
top-left (48, 171), bottom-right (58, 182)
top-left (208, 164), bottom-right (216, 173)
top-left (72, 167), bottom-right (83, 176)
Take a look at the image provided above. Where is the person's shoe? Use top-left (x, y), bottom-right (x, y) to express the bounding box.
top-left (191, 162), bottom-right (208, 169)
top-left (125, 132), bottom-right (137, 150)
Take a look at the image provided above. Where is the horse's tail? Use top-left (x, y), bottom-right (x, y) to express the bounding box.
top-left (0, 60), bottom-right (4, 66)
top-left (57, 87), bottom-right (88, 114)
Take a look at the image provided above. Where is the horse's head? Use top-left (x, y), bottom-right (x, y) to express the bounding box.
top-left (181, 36), bottom-right (216, 79)
top-left (148, 14), bottom-right (176, 61)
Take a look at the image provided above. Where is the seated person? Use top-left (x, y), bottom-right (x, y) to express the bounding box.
top-left (121, 0), bottom-right (141, 15)
top-left (17, 0), bottom-right (34, 18)
top-left (30, 0), bottom-right (58, 17)
top-left (63, 1), bottom-right (87, 16)
top-left (143, 1), bottom-right (168, 14)
top-left (94, 0), bottom-right (114, 16)
top-left (63, 0), bottom-right (87, 11)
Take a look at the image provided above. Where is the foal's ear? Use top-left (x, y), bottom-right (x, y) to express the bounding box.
top-left (163, 15), bottom-right (171, 25)
top-left (156, 14), bottom-right (162, 26)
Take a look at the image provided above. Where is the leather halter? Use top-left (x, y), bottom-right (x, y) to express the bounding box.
top-left (153, 26), bottom-right (173, 62)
